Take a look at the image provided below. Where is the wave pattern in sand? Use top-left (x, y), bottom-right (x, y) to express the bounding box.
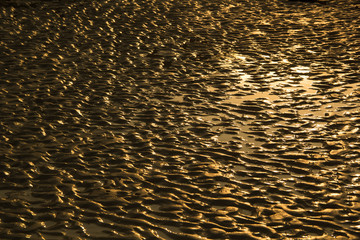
top-left (0, 0), bottom-right (360, 239)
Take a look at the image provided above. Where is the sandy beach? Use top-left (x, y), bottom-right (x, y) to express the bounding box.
top-left (0, 0), bottom-right (359, 239)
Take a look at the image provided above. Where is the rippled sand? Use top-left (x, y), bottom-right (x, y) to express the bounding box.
top-left (1, 0), bottom-right (360, 239)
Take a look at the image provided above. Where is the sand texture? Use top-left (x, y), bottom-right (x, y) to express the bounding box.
top-left (0, 0), bottom-right (360, 239)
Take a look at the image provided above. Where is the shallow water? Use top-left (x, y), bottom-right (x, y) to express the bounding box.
top-left (0, 0), bottom-right (359, 239)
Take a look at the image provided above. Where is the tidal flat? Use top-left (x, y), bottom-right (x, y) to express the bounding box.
top-left (0, 0), bottom-right (359, 239)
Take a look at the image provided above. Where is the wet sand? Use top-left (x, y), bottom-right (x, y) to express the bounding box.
top-left (0, 0), bottom-right (359, 239)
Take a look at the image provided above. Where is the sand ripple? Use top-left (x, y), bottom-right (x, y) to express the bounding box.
top-left (0, 0), bottom-right (360, 239)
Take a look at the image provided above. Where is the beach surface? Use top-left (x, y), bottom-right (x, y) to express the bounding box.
top-left (0, 0), bottom-right (359, 239)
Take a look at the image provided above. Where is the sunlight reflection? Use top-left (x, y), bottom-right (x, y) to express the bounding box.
top-left (290, 66), bottom-right (311, 74)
